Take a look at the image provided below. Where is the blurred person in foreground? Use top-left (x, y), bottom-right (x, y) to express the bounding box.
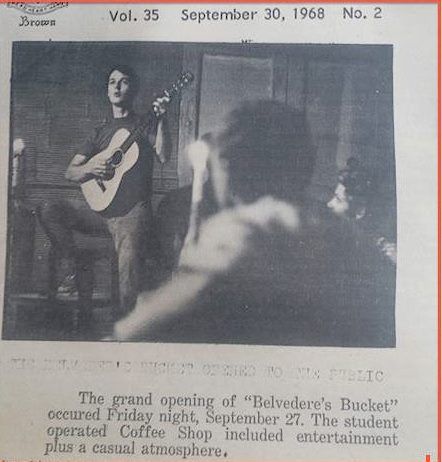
top-left (327, 157), bottom-right (397, 265)
top-left (111, 100), bottom-right (395, 347)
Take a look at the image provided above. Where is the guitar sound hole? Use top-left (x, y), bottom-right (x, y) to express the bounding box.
top-left (110, 149), bottom-right (123, 167)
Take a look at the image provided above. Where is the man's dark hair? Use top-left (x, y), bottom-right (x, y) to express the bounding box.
top-left (106, 64), bottom-right (140, 96)
top-left (216, 100), bottom-right (316, 203)
top-left (339, 157), bottom-right (373, 201)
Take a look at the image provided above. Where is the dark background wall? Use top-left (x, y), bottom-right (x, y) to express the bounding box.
top-left (9, 42), bottom-right (395, 294)
top-left (11, 42), bottom-right (183, 190)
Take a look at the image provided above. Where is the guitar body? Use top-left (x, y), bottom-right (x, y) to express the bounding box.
top-left (81, 128), bottom-right (139, 212)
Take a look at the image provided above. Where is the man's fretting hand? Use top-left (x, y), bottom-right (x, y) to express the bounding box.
top-left (153, 95), bottom-right (170, 117)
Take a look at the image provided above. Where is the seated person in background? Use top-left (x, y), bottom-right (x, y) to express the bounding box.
top-left (327, 157), bottom-right (397, 265)
top-left (112, 100), bottom-right (396, 347)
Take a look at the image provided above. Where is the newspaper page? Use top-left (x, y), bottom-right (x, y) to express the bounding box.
top-left (0, 2), bottom-right (439, 461)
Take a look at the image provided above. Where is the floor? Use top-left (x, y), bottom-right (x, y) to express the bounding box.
top-left (2, 293), bottom-right (115, 342)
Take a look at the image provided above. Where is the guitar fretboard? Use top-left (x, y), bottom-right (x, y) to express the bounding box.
top-left (116, 71), bottom-right (193, 156)
top-left (119, 114), bottom-right (156, 154)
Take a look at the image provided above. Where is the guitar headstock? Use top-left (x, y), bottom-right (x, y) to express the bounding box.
top-left (163, 71), bottom-right (194, 99)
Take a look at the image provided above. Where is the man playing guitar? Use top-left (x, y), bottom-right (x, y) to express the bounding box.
top-left (41, 64), bottom-right (171, 324)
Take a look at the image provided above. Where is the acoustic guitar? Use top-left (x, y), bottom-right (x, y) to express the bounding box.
top-left (81, 71), bottom-right (194, 212)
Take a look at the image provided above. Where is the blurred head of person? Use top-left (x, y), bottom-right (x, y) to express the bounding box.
top-left (328, 157), bottom-right (373, 220)
top-left (204, 100), bottom-right (316, 208)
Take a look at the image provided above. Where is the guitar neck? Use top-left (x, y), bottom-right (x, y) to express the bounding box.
top-left (119, 111), bottom-right (156, 154)
top-left (118, 72), bottom-right (194, 155)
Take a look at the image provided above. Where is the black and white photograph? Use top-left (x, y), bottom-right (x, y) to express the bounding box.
top-left (3, 41), bottom-right (396, 346)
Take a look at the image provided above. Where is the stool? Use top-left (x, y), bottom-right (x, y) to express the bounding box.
top-left (35, 205), bottom-right (120, 322)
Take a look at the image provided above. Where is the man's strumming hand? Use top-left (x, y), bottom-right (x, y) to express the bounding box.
top-left (85, 156), bottom-right (114, 179)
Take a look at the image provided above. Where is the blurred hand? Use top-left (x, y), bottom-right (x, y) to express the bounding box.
top-left (383, 243), bottom-right (397, 264)
top-left (377, 238), bottom-right (397, 265)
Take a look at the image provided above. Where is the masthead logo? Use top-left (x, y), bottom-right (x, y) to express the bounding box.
top-left (7, 3), bottom-right (68, 15)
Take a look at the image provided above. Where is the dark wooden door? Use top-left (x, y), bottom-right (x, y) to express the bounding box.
top-left (178, 45), bottom-right (288, 185)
